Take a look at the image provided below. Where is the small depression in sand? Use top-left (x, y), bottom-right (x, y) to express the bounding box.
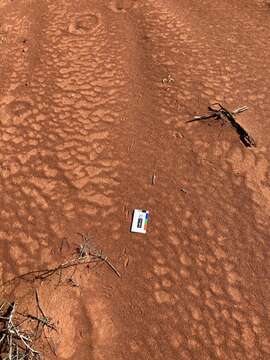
top-left (7, 100), bottom-right (32, 117)
top-left (109, 0), bottom-right (137, 12)
top-left (0, 98), bottom-right (32, 125)
top-left (68, 14), bottom-right (100, 35)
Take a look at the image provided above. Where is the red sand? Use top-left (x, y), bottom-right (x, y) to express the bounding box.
top-left (1, 0), bottom-right (270, 359)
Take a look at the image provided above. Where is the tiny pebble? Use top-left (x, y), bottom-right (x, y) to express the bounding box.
top-left (180, 188), bottom-right (188, 193)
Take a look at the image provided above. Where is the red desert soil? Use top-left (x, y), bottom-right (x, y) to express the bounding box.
top-left (1, 0), bottom-right (270, 359)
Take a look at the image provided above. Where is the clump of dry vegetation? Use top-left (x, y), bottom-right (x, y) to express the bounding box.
top-left (0, 234), bottom-right (120, 359)
top-left (0, 290), bottom-right (55, 360)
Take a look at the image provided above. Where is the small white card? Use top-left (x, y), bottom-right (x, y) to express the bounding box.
top-left (131, 209), bottom-right (149, 234)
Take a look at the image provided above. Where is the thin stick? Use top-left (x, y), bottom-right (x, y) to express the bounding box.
top-left (93, 251), bottom-right (121, 278)
top-left (104, 258), bottom-right (121, 278)
top-left (189, 113), bottom-right (218, 122)
top-left (8, 302), bottom-right (16, 327)
top-left (232, 106), bottom-right (248, 114)
top-left (9, 332), bottom-right (13, 360)
top-left (34, 290), bottom-right (56, 332)
top-left (2, 258), bottom-right (100, 286)
top-left (43, 330), bottom-right (57, 357)
top-left (20, 314), bottom-right (56, 331)
top-left (35, 290), bottom-right (46, 320)
top-left (16, 342), bottom-right (19, 360)
top-left (0, 333), bottom-right (6, 344)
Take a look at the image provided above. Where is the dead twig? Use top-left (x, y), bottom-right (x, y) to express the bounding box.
top-left (20, 314), bottom-right (55, 331)
top-left (1, 256), bottom-right (100, 286)
top-left (217, 104), bottom-right (256, 147)
top-left (34, 291), bottom-right (45, 321)
top-left (2, 234), bottom-right (121, 287)
top-left (78, 234), bottom-right (121, 278)
top-left (95, 251), bottom-right (121, 278)
top-left (188, 103), bottom-right (256, 147)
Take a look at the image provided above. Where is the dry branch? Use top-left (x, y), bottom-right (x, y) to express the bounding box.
top-left (77, 233), bottom-right (121, 278)
top-left (189, 103), bottom-right (256, 147)
top-left (0, 301), bottom-right (44, 360)
top-left (2, 234), bottom-right (121, 288)
top-left (0, 289), bottom-right (57, 359)
top-left (0, 233), bottom-right (121, 359)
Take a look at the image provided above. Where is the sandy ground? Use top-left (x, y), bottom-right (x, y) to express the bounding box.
top-left (1, 0), bottom-right (270, 359)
